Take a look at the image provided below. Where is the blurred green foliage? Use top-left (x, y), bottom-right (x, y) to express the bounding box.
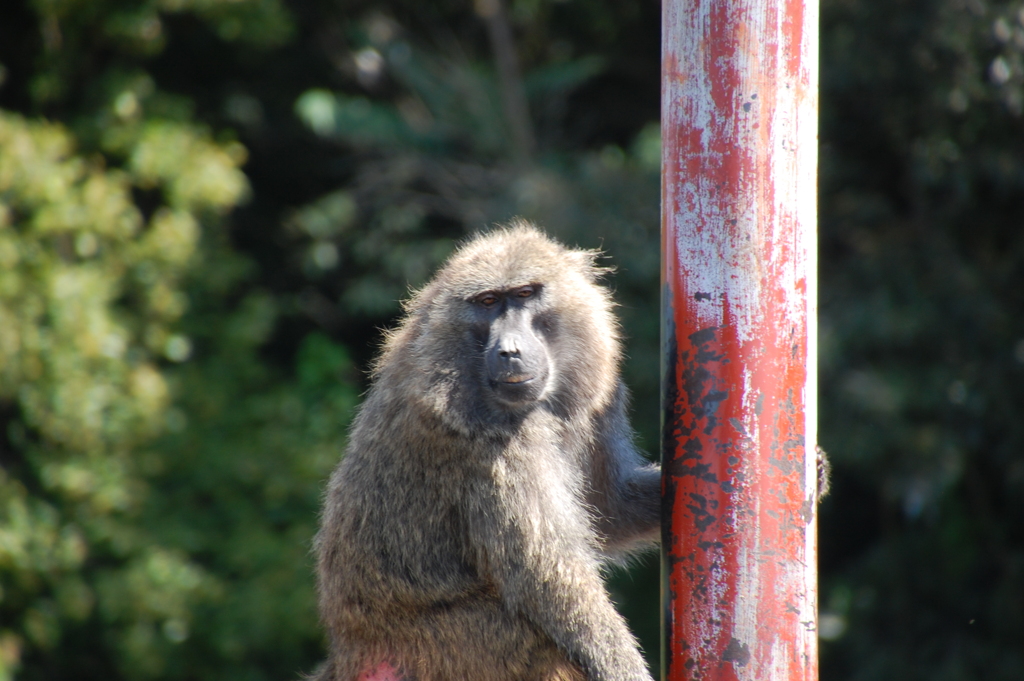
top-left (818, 0), bottom-right (1024, 677)
top-left (0, 105), bottom-right (246, 679)
top-left (0, 0), bottom-right (1022, 679)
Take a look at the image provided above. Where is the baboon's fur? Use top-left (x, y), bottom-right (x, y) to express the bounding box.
top-left (314, 222), bottom-right (660, 681)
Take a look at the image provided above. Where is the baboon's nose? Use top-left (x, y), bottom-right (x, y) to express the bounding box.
top-left (497, 337), bottom-right (521, 358)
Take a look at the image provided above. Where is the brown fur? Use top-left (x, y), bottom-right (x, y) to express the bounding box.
top-left (313, 222), bottom-right (660, 681)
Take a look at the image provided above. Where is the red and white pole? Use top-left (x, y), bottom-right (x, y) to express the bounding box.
top-left (660, 0), bottom-right (819, 679)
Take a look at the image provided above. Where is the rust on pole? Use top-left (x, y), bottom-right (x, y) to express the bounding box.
top-left (660, 0), bottom-right (819, 678)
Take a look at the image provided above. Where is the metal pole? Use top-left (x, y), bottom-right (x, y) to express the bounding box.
top-left (660, 0), bottom-right (819, 678)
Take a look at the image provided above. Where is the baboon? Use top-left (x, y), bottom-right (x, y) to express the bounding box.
top-left (314, 222), bottom-right (661, 681)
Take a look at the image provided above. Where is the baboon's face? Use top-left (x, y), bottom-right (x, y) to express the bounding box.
top-left (468, 284), bottom-right (554, 407)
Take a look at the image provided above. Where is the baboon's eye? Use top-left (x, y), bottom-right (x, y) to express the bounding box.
top-left (516, 286), bottom-right (535, 298)
top-left (478, 294), bottom-right (499, 307)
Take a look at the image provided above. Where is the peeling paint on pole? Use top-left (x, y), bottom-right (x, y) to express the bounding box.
top-left (660, 0), bottom-right (818, 679)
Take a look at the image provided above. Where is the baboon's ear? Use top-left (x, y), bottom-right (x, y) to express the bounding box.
top-left (569, 247), bottom-right (612, 281)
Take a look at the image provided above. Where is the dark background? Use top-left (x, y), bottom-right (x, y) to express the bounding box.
top-left (1, 0), bottom-right (1022, 679)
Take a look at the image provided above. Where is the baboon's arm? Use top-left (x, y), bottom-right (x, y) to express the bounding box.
top-left (468, 470), bottom-right (653, 681)
top-left (585, 381), bottom-right (661, 557)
